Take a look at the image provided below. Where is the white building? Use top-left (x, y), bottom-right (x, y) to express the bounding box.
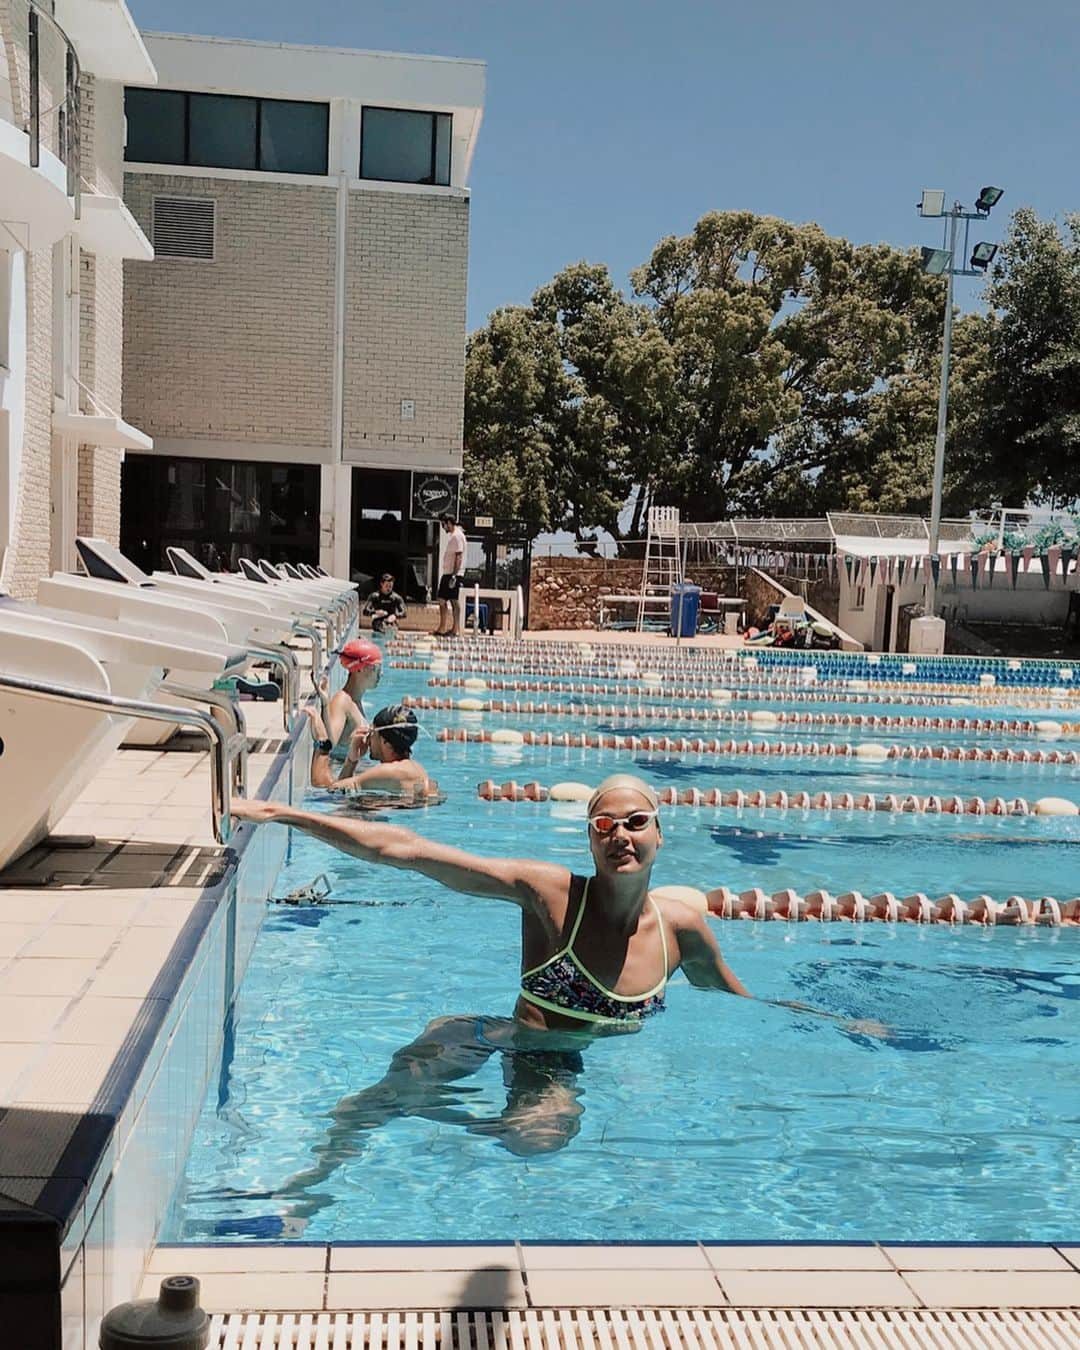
top-left (118, 32), bottom-right (484, 598)
top-left (1, 0), bottom-right (155, 598)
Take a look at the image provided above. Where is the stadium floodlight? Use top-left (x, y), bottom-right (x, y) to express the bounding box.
top-left (919, 189), bottom-right (946, 217)
top-left (914, 181), bottom-right (1004, 619)
top-left (970, 241), bottom-right (998, 271)
top-left (920, 246), bottom-right (952, 275)
top-left (975, 185), bottom-right (1004, 214)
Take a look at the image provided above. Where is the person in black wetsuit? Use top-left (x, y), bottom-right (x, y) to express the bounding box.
top-left (363, 573), bottom-right (407, 634)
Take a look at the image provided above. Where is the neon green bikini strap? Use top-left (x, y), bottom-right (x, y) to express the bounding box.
top-left (564, 876), bottom-right (590, 951)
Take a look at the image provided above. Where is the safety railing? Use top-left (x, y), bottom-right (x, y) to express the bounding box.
top-left (0, 673), bottom-right (237, 843)
top-left (5, 0), bottom-right (82, 216)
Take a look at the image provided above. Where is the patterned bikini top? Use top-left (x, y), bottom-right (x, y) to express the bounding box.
top-left (519, 879), bottom-right (668, 1026)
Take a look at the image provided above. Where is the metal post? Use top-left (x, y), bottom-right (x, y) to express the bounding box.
top-left (28, 8), bottom-right (39, 167)
top-left (926, 205), bottom-right (959, 618)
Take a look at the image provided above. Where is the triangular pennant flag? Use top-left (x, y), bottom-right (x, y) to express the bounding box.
top-left (930, 554), bottom-right (940, 585)
top-left (984, 550), bottom-right (995, 587)
top-left (844, 554), bottom-right (853, 585)
top-left (950, 553), bottom-right (960, 588)
top-left (1022, 545), bottom-right (1034, 573)
top-left (970, 554), bottom-right (980, 588)
top-left (1040, 552), bottom-right (1052, 589)
top-left (1049, 544), bottom-right (1062, 586)
top-left (1009, 551), bottom-right (1021, 587)
top-left (868, 556), bottom-right (878, 586)
top-left (897, 556), bottom-right (907, 586)
top-left (1062, 545), bottom-right (1076, 581)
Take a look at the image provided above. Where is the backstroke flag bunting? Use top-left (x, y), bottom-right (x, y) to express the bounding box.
top-left (950, 553), bottom-right (960, 588)
top-left (930, 554), bottom-right (940, 585)
top-left (1010, 551), bottom-right (1021, 587)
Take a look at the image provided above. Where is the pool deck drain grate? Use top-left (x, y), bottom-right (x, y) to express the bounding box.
top-left (209, 1308), bottom-right (1080, 1349)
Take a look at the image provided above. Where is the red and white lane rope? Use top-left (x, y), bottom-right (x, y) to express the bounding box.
top-left (472, 780), bottom-right (1075, 817)
top-left (435, 726), bottom-right (1080, 764)
top-left (407, 694), bottom-right (1067, 738)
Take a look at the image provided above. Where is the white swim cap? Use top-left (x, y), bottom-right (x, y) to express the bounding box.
top-left (586, 773), bottom-right (660, 816)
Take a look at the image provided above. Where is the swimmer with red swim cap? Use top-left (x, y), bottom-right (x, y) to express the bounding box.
top-left (310, 638), bottom-right (383, 786)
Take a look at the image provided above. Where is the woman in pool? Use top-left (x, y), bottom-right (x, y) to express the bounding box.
top-left (231, 772), bottom-right (876, 1195)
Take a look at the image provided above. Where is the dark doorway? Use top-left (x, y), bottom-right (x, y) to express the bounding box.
top-left (881, 584), bottom-right (896, 652)
top-left (350, 468), bottom-right (432, 601)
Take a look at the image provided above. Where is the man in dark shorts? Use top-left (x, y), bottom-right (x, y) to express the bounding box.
top-left (434, 513), bottom-right (466, 637)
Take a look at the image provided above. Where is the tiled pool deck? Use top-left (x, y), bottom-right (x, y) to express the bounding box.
top-left (143, 1241), bottom-right (1080, 1312)
top-left (1, 633), bottom-right (1077, 1344)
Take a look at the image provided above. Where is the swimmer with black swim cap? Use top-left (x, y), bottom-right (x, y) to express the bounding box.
top-left (305, 702), bottom-right (437, 801)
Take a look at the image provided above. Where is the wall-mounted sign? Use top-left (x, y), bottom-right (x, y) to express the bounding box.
top-left (410, 472), bottom-right (460, 521)
top-left (474, 515), bottom-right (494, 529)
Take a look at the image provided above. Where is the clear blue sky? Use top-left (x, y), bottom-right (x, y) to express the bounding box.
top-left (129, 0), bottom-right (1080, 331)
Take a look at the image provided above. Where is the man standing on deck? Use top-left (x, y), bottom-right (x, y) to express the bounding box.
top-left (433, 514), bottom-right (467, 638)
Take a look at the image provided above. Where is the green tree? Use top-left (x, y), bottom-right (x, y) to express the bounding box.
top-left (955, 208), bottom-right (1080, 509)
top-left (631, 211), bottom-right (949, 519)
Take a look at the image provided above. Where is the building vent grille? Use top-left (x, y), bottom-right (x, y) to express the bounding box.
top-left (152, 196), bottom-right (216, 260)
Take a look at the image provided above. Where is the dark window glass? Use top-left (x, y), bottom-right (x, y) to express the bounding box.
top-left (125, 87), bottom-right (186, 164)
top-left (163, 461), bottom-right (206, 530)
top-left (124, 88), bottom-right (328, 175)
top-left (259, 99), bottom-right (329, 174)
top-left (360, 107), bottom-right (452, 185)
top-left (121, 455), bottom-right (321, 572)
top-left (188, 93), bottom-right (257, 170)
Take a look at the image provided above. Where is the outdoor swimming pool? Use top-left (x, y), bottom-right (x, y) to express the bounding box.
top-left (165, 644), bottom-right (1080, 1245)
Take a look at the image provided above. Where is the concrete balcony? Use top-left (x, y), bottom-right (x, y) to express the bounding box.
top-left (0, 0), bottom-right (81, 249)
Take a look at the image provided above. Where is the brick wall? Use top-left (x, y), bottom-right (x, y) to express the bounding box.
top-left (7, 248), bottom-right (54, 599)
top-left (343, 190), bottom-right (468, 456)
top-left (123, 174), bottom-right (337, 447)
top-left (77, 75), bottom-right (124, 541)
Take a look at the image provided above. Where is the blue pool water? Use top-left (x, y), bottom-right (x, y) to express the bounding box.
top-left (166, 650), bottom-right (1080, 1244)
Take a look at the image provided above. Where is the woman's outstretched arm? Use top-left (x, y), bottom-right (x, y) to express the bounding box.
top-left (231, 798), bottom-right (565, 905)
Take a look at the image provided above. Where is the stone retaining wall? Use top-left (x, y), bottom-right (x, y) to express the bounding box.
top-left (528, 556), bottom-right (739, 630)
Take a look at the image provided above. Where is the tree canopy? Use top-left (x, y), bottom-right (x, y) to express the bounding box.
top-left (462, 206), bottom-right (1080, 539)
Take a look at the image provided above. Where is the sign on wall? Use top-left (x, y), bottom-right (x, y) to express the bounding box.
top-left (410, 472), bottom-right (460, 521)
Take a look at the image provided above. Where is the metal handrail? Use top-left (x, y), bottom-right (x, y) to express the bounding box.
top-left (23, 0), bottom-right (81, 217)
top-left (0, 673), bottom-right (235, 843)
top-left (248, 643), bottom-right (301, 727)
top-left (160, 681), bottom-right (249, 795)
top-left (291, 622), bottom-right (324, 683)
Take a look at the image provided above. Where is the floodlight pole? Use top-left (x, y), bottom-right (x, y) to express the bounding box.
top-left (926, 206), bottom-right (960, 617)
top-left (923, 200), bottom-right (989, 616)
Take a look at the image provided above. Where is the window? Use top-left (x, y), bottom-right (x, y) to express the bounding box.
top-left (260, 99), bottom-right (330, 174)
top-left (125, 87), bottom-right (186, 164)
top-left (360, 107), bottom-right (451, 185)
top-left (188, 94), bottom-right (257, 170)
top-left (120, 455), bottom-right (321, 573)
top-left (124, 89), bottom-right (329, 175)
